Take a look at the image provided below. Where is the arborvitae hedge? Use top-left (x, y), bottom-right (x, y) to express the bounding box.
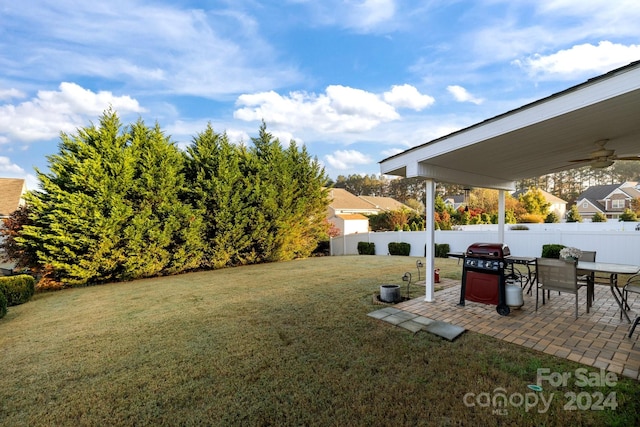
top-left (5, 111), bottom-right (330, 286)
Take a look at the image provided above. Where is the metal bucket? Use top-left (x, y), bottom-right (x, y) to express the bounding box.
top-left (380, 285), bottom-right (401, 303)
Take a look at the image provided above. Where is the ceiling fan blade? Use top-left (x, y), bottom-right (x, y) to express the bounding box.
top-left (568, 158), bottom-right (592, 163)
top-left (614, 156), bottom-right (640, 161)
top-left (590, 148), bottom-right (615, 157)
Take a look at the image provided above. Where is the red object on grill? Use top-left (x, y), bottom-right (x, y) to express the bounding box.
top-left (465, 242), bottom-right (510, 258)
top-left (458, 242), bottom-right (511, 316)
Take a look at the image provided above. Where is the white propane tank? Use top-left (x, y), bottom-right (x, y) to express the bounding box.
top-left (505, 284), bottom-right (524, 309)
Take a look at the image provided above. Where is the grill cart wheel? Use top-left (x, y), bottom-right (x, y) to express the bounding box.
top-left (496, 304), bottom-right (510, 316)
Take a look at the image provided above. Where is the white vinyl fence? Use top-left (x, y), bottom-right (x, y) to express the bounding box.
top-left (330, 222), bottom-right (640, 266)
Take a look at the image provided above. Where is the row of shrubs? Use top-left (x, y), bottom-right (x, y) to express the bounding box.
top-left (358, 242), bottom-right (588, 260)
top-left (0, 275), bottom-right (36, 319)
top-left (357, 242), bottom-right (451, 258)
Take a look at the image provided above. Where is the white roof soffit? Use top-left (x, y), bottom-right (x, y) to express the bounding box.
top-left (379, 60), bottom-right (640, 191)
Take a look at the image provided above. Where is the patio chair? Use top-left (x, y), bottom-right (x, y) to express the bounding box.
top-left (535, 258), bottom-right (588, 319)
top-left (577, 250), bottom-right (596, 305)
top-left (622, 274), bottom-right (640, 321)
top-left (629, 316), bottom-right (640, 338)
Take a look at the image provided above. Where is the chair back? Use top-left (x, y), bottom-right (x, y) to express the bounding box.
top-left (536, 258), bottom-right (578, 294)
top-left (578, 251), bottom-right (596, 262)
top-left (577, 251), bottom-right (596, 277)
top-left (625, 274), bottom-right (640, 295)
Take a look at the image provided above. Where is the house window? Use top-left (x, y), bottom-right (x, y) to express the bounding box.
top-left (582, 202), bottom-right (588, 208)
top-left (611, 199), bottom-right (625, 209)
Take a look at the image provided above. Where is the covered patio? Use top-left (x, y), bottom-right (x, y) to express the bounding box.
top-left (377, 60), bottom-right (640, 379)
top-left (380, 59), bottom-right (640, 302)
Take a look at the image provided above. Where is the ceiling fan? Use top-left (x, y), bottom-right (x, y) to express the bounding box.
top-left (569, 139), bottom-right (640, 169)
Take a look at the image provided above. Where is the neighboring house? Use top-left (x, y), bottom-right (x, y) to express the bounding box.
top-left (330, 213), bottom-right (370, 236)
top-left (575, 181), bottom-right (640, 221)
top-left (0, 178), bottom-right (27, 219)
top-left (443, 195), bottom-right (465, 211)
top-left (512, 188), bottom-right (567, 220)
top-left (0, 178), bottom-right (27, 274)
top-left (326, 188), bottom-right (411, 236)
top-left (327, 188), bottom-right (379, 236)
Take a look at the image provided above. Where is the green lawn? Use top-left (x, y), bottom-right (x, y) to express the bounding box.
top-left (1, 256), bottom-right (638, 426)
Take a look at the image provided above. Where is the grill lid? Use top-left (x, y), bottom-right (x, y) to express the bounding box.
top-left (466, 242), bottom-right (510, 258)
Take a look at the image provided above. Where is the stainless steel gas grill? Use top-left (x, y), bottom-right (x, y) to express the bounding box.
top-left (458, 242), bottom-right (511, 316)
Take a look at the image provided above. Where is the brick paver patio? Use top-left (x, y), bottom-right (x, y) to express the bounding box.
top-left (393, 278), bottom-right (640, 380)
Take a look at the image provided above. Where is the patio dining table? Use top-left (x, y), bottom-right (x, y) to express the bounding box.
top-left (577, 261), bottom-right (640, 323)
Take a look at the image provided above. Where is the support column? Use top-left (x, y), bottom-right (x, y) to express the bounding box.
top-left (425, 179), bottom-right (435, 302)
top-left (498, 189), bottom-right (505, 244)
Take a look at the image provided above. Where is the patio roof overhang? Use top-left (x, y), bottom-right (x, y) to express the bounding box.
top-left (379, 60), bottom-right (640, 191)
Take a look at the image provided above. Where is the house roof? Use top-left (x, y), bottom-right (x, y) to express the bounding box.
top-left (0, 178), bottom-right (26, 217)
top-left (358, 195), bottom-right (410, 211)
top-left (577, 184), bottom-right (628, 204)
top-left (575, 183), bottom-right (640, 212)
top-left (379, 60), bottom-right (640, 190)
top-left (443, 195), bottom-right (465, 204)
top-left (619, 182), bottom-right (640, 199)
top-left (327, 188), bottom-right (378, 211)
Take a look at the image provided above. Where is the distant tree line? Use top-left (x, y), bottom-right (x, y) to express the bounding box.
top-left (332, 163), bottom-right (640, 208)
top-left (333, 172), bottom-right (640, 229)
top-left (1, 110), bottom-right (329, 287)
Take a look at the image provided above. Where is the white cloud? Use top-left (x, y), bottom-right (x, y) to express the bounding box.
top-left (0, 82), bottom-right (144, 142)
top-left (348, 0), bottom-right (397, 31)
top-left (457, 1), bottom-right (640, 70)
top-left (297, 0), bottom-right (398, 32)
top-left (324, 149), bottom-right (373, 170)
top-left (0, 88), bottom-right (26, 101)
top-left (381, 147), bottom-right (404, 158)
top-left (447, 85), bottom-right (484, 105)
top-left (469, 24), bottom-right (555, 64)
top-left (536, 0), bottom-right (640, 35)
top-left (223, 129), bottom-right (251, 146)
top-left (515, 41), bottom-right (640, 79)
top-left (326, 85), bottom-right (398, 120)
top-left (0, 156), bottom-right (25, 174)
top-left (2, 2), bottom-right (302, 99)
top-left (234, 85), bottom-right (401, 133)
top-left (383, 84), bottom-right (435, 110)
top-left (0, 158), bottom-right (39, 190)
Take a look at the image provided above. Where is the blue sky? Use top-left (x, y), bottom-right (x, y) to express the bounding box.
top-left (2, 0), bottom-right (640, 190)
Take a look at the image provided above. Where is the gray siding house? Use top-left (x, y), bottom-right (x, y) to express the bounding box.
top-left (575, 181), bottom-right (640, 221)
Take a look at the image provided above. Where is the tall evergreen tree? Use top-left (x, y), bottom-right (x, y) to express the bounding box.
top-left (17, 110), bottom-right (203, 286)
top-left (19, 109), bottom-right (134, 285)
top-left (247, 123), bottom-right (330, 261)
top-left (278, 141), bottom-right (330, 259)
top-left (184, 125), bottom-right (251, 268)
top-left (122, 120), bottom-right (204, 278)
top-left (244, 122), bottom-right (286, 262)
